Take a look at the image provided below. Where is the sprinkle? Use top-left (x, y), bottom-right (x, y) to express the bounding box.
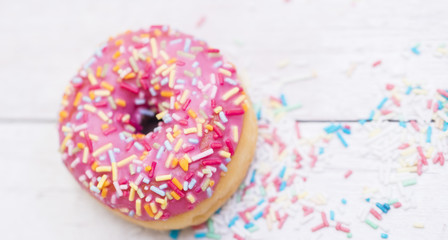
top-left (156, 174), bottom-right (172, 182)
top-left (192, 148), bottom-right (214, 161)
top-left (365, 219), bottom-right (379, 229)
top-left (402, 178), bottom-right (417, 187)
top-left (150, 186), bottom-right (165, 197)
top-left (117, 154), bottom-right (137, 167)
top-left (92, 143), bottom-right (113, 157)
top-left (336, 132), bottom-right (348, 148)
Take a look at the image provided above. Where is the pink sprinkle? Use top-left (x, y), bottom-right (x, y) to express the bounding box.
top-left (309, 154), bottom-right (318, 168)
top-left (278, 214), bottom-right (289, 229)
top-left (369, 208), bottom-right (382, 220)
top-left (182, 99), bottom-right (191, 111)
top-left (84, 131), bottom-right (93, 153)
top-left (380, 109), bottom-right (392, 115)
top-left (210, 142), bottom-right (223, 149)
top-left (196, 16), bottom-right (207, 28)
top-left (225, 108), bottom-right (245, 116)
top-left (417, 158), bottom-right (423, 176)
top-left (183, 145), bottom-right (195, 153)
top-left (238, 211), bottom-right (250, 224)
top-left (225, 139), bottom-right (235, 155)
top-left (437, 89), bottom-right (448, 99)
top-left (416, 146), bottom-right (428, 165)
top-left (433, 102), bottom-right (439, 113)
top-left (295, 122), bottom-right (302, 139)
top-left (233, 234), bottom-right (244, 240)
top-left (303, 206), bottom-right (314, 216)
top-left (372, 60), bottom-right (382, 67)
top-left (398, 143), bottom-right (410, 150)
top-left (427, 99), bottom-right (433, 109)
top-left (336, 222), bottom-right (351, 233)
top-left (439, 152), bottom-right (445, 166)
top-left (344, 170), bottom-right (353, 179)
top-left (386, 84), bottom-right (395, 91)
top-left (321, 212), bottom-right (329, 227)
top-left (432, 153), bottom-right (441, 164)
top-left (184, 171), bottom-right (194, 181)
top-left (120, 82), bottom-right (139, 94)
top-left (390, 95), bottom-right (401, 107)
top-left (311, 223), bottom-right (326, 232)
top-left (410, 121), bottom-right (420, 132)
top-left (202, 159), bottom-right (221, 166)
top-left (393, 202), bottom-right (402, 208)
top-left (213, 127), bottom-right (223, 138)
top-left (148, 162), bottom-right (156, 178)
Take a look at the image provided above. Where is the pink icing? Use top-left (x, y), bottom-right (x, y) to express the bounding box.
top-left (58, 26), bottom-right (249, 221)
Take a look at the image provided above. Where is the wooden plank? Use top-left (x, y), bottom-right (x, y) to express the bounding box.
top-left (1, 122), bottom-right (447, 239)
top-left (0, 0), bottom-right (447, 120)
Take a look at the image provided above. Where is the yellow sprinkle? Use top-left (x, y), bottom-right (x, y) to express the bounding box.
top-left (161, 64), bottom-right (176, 77)
top-left (155, 174), bottom-right (172, 182)
top-left (171, 191), bottom-right (180, 200)
top-left (115, 98), bottom-right (126, 107)
top-left (166, 132), bottom-right (175, 143)
top-left (96, 166), bottom-right (112, 172)
top-left (179, 158), bottom-right (189, 172)
top-left (91, 161), bottom-right (99, 171)
top-left (96, 66), bottom-right (103, 77)
top-left (186, 193), bottom-right (196, 203)
top-left (222, 87), bottom-right (240, 101)
top-left (144, 204), bottom-right (155, 218)
top-left (184, 127), bottom-right (197, 134)
top-left (213, 106), bottom-right (223, 113)
top-left (197, 123), bottom-right (203, 137)
top-left (73, 92), bottom-right (82, 107)
top-left (169, 70), bottom-right (176, 88)
top-left (174, 138), bottom-right (183, 152)
top-left (179, 90), bottom-right (190, 104)
top-left (219, 150), bottom-right (231, 158)
top-left (155, 64), bottom-right (168, 75)
top-left (160, 50), bottom-right (169, 61)
top-left (165, 153), bottom-right (174, 168)
top-left (150, 202), bottom-right (157, 214)
top-left (201, 178), bottom-right (210, 191)
top-left (154, 210), bottom-right (163, 220)
top-left (188, 109), bottom-right (197, 119)
top-left (87, 72), bottom-right (98, 85)
top-left (413, 223), bottom-right (425, 228)
top-left (97, 110), bottom-right (109, 122)
top-left (174, 102), bottom-right (180, 110)
top-left (117, 154), bottom-right (137, 167)
top-left (173, 129), bottom-right (181, 138)
top-left (214, 121), bottom-right (225, 130)
top-left (135, 199), bottom-right (142, 216)
top-left (172, 177), bottom-right (183, 190)
top-left (59, 133), bottom-right (73, 152)
top-left (156, 110), bottom-right (168, 120)
top-left (129, 182), bottom-right (138, 191)
top-left (92, 143), bottom-right (113, 157)
top-left (111, 162), bottom-right (118, 181)
top-left (232, 125), bottom-right (239, 142)
top-left (183, 154), bottom-right (192, 163)
top-left (218, 68), bottom-right (232, 76)
top-left (83, 104), bottom-right (97, 113)
top-left (129, 187), bottom-right (135, 201)
top-left (82, 147), bottom-right (89, 163)
top-left (150, 38), bottom-right (158, 58)
top-left (233, 94), bottom-right (246, 105)
top-left (97, 174), bottom-right (108, 189)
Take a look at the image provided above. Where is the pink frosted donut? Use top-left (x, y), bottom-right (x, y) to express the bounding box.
top-left (58, 26), bottom-right (257, 229)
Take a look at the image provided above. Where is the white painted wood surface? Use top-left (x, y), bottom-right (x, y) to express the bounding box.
top-left (1, 0), bottom-right (448, 239)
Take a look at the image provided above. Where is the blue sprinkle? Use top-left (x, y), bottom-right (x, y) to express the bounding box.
top-left (188, 138), bottom-right (199, 144)
top-left (368, 110), bottom-right (375, 121)
top-left (257, 199), bottom-right (265, 206)
top-left (280, 94), bottom-right (287, 106)
top-left (183, 181), bottom-right (188, 191)
top-left (156, 146), bottom-right (165, 159)
top-left (160, 77), bottom-right (169, 86)
top-left (359, 119), bottom-right (367, 125)
top-left (426, 126), bottom-right (432, 143)
top-left (169, 39), bottom-right (182, 45)
top-left (244, 222), bottom-right (254, 229)
top-left (82, 96), bottom-right (92, 103)
top-left (215, 208), bottom-right (222, 214)
top-left (381, 233), bottom-right (389, 239)
top-left (194, 232), bottom-right (206, 238)
top-left (319, 147), bottom-right (324, 155)
top-left (134, 142), bottom-right (144, 151)
top-left (136, 166), bottom-right (142, 173)
top-left (206, 187), bottom-right (212, 197)
top-left (75, 112), bottom-right (83, 120)
top-left (176, 79), bottom-right (185, 84)
top-left (169, 230), bottom-right (180, 239)
top-left (406, 86), bottom-right (413, 95)
top-left (192, 61), bottom-right (199, 68)
top-left (256, 107), bottom-right (262, 120)
top-left (225, 158), bottom-right (231, 163)
top-left (114, 148), bottom-right (120, 153)
top-left (90, 185), bottom-right (100, 194)
top-left (83, 57), bottom-right (96, 69)
top-left (324, 124), bottom-right (341, 134)
top-left (159, 183), bottom-right (167, 190)
top-left (250, 170), bottom-right (257, 183)
top-left (399, 120), bottom-right (407, 128)
top-left (219, 164), bottom-right (228, 172)
top-left (366, 198), bottom-right (370, 202)
top-left (192, 77), bottom-right (198, 86)
top-left (188, 179), bottom-right (197, 189)
top-left (135, 98), bottom-right (145, 105)
top-left (139, 108), bottom-right (155, 116)
top-left (342, 126), bottom-right (351, 135)
top-left (438, 101), bottom-right (444, 110)
top-left (443, 122), bottom-right (448, 132)
top-left (377, 97), bottom-right (388, 110)
top-left (254, 211), bottom-right (263, 220)
top-left (149, 88), bottom-right (157, 96)
top-left (125, 137), bottom-right (133, 143)
top-left (164, 140), bottom-right (173, 151)
top-left (411, 45), bottom-right (420, 55)
top-left (128, 210), bottom-right (135, 217)
top-left (330, 210), bottom-right (335, 220)
top-left (279, 166), bottom-right (286, 178)
top-left (219, 111), bottom-right (228, 123)
top-left (213, 60), bottom-right (223, 68)
top-left (143, 177), bottom-right (150, 184)
top-left (341, 198), bottom-right (347, 205)
top-left (383, 203), bottom-right (390, 211)
top-left (72, 77), bottom-right (82, 84)
top-left (150, 186), bottom-right (165, 197)
top-left (99, 155), bottom-right (106, 161)
top-left (228, 216), bottom-right (239, 228)
top-left (224, 77), bottom-right (237, 85)
top-left (279, 181), bottom-right (286, 191)
top-left (184, 38), bottom-right (191, 52)
top-left (336, 132), bottom-right (348, 148)
top-left (376, 202), bottom-right (388, 213)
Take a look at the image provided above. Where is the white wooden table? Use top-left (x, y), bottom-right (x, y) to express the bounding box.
top-left (1, 0), bottom-right (448, 239)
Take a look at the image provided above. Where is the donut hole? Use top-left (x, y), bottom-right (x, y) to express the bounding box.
top-left (139, 114), bottom-right (162, 135)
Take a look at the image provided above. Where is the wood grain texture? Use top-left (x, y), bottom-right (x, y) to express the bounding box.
top-left (1, 0), bottom-right (448, 239)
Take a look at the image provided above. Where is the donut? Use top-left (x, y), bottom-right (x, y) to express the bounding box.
top-left (58, 26), bottom-right (258, 230)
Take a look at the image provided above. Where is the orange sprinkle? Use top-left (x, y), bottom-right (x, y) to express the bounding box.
top-left (123, 72), bottom-right (136, 80)
top-left (172, 130), bottom-right (181, 138)
top-left (171, 177), bottom-right (183, 190)
top-left (174, 102), bottom-right (180, 110)
top-left (112, 65), bottom-right (120, 72)
top-left (188, 109), bottom-right (197, 119)
top-left (146, 57), bottom-right (152, 64)
top-left (167, 58), bottom-right (177, 65)
top-left (136, 133), bottom-right (145, 139)
top-left (116, 98), bottom-right (126, 107)
top-left (144, 204), bottom-right (155, 218)
top-left (171, 191), bottom-right (180, 200)
top-left (77, 143), bottom-right (85, 149)
top-left (91, 161), bottom-right (99, 171)
top-left (210, 180), bottom-right (215, 187)
top-left (101, 124), bottom-right (109, 130)
top-left (89, 91), bottom-right (95, 100)
top-left (96, 66), bottom-right (102, 77)
top-left (205, 124), bottom-right (214, 131)
top-left (171, 158), bottom-right (179, 168)
top-left (156, 59), bottom-right (162, 66)
top-left (154, 83), bottom-right (161, 90)
top-left (145, 166), bottom-right (152, 172)
top-left (242, 102), bottom-right (248, 112)
top-left (140, 33), bottom-right (150, 38)
top-left (101, 188), bottom-right (108, 198)
top-left (59, 110), bottom-right (68, 119)
top-left (104, 180), bottom-right (111, 187)
top-left (112, 51), bottom-right (121, 59)
top-left (154, 28), bottom-right (162, 36)
top-left (100, 81), bottom-right (114, 92)
top-left (179, 158), bottom-right (189, 171)
top-left (161, 90), bottom-right (174, 97)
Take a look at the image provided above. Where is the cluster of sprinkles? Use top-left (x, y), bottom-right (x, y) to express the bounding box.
top-left (167, 69), bottom-right (448, 238)
top-left (59, 26), bottom-right (250, 221)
